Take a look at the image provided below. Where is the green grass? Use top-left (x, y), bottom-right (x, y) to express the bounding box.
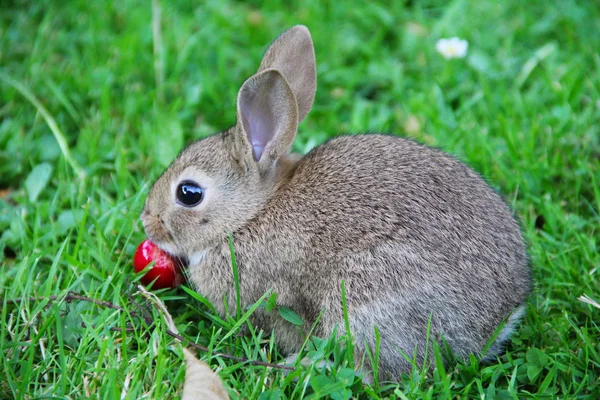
top-left (1, 0), bottom-right (599, 398)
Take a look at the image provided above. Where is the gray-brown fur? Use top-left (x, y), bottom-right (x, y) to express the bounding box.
top-left (141, 25), bottom-right (531, 381)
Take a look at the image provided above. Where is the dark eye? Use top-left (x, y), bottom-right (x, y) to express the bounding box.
top-left (176, 181), bottom-right (204, 207)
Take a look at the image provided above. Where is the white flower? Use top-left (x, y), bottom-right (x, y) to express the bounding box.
top-left (435, 37), bottom-right (469, 59)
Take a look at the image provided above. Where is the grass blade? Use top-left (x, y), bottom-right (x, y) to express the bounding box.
top-left (0, 71), bottom-right (85, 178)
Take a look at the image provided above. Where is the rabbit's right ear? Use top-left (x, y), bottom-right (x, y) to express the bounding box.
top-left (257, 25), bottom-right (316, 123)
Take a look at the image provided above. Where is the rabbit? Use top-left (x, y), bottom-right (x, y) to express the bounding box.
top-left (141, 25), bottom-right (532, 381)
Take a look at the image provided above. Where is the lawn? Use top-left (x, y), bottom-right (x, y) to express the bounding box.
top-left (1, 0), bottom-right (599, 398)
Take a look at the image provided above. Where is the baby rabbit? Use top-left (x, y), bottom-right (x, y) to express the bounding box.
top-left (141, 26), bottom-right (531, 380)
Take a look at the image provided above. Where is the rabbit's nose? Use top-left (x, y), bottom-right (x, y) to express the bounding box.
top-left (140, 211), bottom-right (159, 232)
top-left (140, 201), bottom-right (153, 218)
top-left (140, 215), bottom-right (151, 233)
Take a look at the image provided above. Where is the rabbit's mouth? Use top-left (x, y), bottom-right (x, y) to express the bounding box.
top-left (153, 240), bottom-right (190, 273)
top-left (141, 211), bottom-right (186, 260)
top-left (141, 227), bottom-right (176, 252)
top-left (152, 238), bottom-right (190, 269)
top-left (142, 225), bottom-right (187, 265)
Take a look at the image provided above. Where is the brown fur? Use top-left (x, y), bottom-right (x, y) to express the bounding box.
top-left (141, 26), bottom-right (531, 381)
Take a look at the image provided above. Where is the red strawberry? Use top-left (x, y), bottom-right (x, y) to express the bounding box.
top-left (133, 239), bottom-right (184, 289)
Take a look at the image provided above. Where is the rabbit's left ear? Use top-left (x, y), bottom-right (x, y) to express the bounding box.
top-left (233, 69), bottom-right (298, 168)
top-left (230, 26), bottom-right (316, 170)
top-left (257, 25), bottom-right (316, 123)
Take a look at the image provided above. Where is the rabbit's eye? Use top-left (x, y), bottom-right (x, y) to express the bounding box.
top-left (176, 181), bottom-right (203, 207)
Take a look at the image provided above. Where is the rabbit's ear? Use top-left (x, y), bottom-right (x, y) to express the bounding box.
top-left (257, 25), bottom-right (316, 123)
top-left (233, 69), bottom-right (299, 168)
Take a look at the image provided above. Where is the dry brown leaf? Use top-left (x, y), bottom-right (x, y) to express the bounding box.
top-left (181, 348), bottom-right (230, 400)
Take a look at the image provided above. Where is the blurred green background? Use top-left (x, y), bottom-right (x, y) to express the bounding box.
top-left (1, 0), bottom-right (599, 398)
